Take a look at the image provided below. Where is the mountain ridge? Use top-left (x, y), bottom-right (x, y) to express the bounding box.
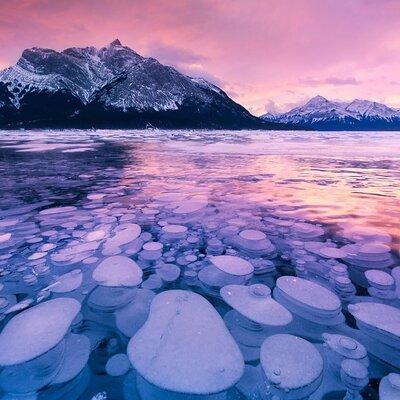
top-left (0, 40), bottom-right (290, 130)
top-left (261, 95), bottom-right (400, 130)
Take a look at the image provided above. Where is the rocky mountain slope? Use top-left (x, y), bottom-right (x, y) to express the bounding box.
top-left (0, 40), bottom-right (287, 130)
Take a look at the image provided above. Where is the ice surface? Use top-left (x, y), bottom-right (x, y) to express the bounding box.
top-left (128, 290), bottom-right (244, 394)
top-left (0, 130), bottom-right (399, 399)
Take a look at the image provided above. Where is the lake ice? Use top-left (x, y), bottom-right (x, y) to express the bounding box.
top-left (0, 129), bottom-right (399, 399)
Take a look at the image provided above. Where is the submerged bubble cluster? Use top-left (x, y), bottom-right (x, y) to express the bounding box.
top-left (0, 188), bottom-right (399, 400)
top-left (0, 130), bottom-right (399, 400)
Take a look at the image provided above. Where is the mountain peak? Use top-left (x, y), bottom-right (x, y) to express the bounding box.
top-left (306, 95), bottom-right (328, 105)
top-left (110, 39), bottom-right (122, 47)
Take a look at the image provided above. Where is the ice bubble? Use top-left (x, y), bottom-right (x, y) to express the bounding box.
top-left (92, 256), bottom-right (143, 287)
top-left (51, 333), bottom-right (90, 384)
top-left (341, 226), bottom-right (392, 243)
top-left (22, 273), bottom-right (38, 285)
top-left (210, 255), bottom-right (254, 276)
top-left (231, 229), bottom-right (276, 257)
top-left (86, 229), bottom-right (107, 242)
top-left (206, 237), bottom-right (224, 255)
top-left (0, 298), bottom-right (80, 366)
top-left (141, 274), bottom-right (163, 290)
top-left (291, 222), bottom-right (324, 239)
top-left (348, 302), bottom-right (400, 344)
top-left (318, 246), bottom-right (347, 259)
top-left (260, 334), bottom-right (323, 397)
top-left (4, 298), bottom-right (34, 315)
top-left (172, 200), bottom-right (208, 215)
top-left (340, 359), bottom-right (369, 396)
top-left (88, 286), bottom-right (136, 311)
top-left (51, 241), bottom-right (100, 264)
top-left (0, 337), bottom-right (65, 394)
top-left (365, 269), bottom-right (395, 288)
top-left (39, 243), bottom-right (56, 252)
top-left (87, 193), bottom-right (106, 201)
top-left (220, 284), bottom-right (292, 326)
top-left (235, 364), bottom-right (263, 398)
top-left (115, 289), bottom-right (155, 337)
top-left (39, 206), bottom-right (77, 216)
top-left (161, 224), bottom-right (188, 239)
top-left (102, 223), bottom-right (141, 255)
top-left (156, 263), bottom-right (181, 283)
top-left (322, 333), bottom-right (368, 367)
top-left (50, 269), bottom-right (83, 293)
top-left (274, 276), bottom-right (343, 325)
top-left (27, 252), bottom-right (47, 260)
top-left (380, 373), bottom-right (400, 399)
top-left (239, 229), bottom-right (266, 241)
top-left (105, 353), bottom-right (131, 377)
top-left (143, 242), bottom-right (163, 251)
top-left (128, 290), bottom-right (244, 395)
top-left (0, 233), bottom-right (11, 243)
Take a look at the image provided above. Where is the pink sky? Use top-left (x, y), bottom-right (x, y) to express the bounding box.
top-left (1, 0), bottom-right (400, 115)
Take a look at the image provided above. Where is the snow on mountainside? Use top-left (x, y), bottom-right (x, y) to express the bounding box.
top-left (0, 40), bottom-right (280, 129)
top-left (261, 95), bottom-right (400, 130)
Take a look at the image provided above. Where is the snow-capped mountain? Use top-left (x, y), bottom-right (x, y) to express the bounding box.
top-left (261, 95), bottom-right (400, 130)
top-left (0, 40), bottom-right (281, 129)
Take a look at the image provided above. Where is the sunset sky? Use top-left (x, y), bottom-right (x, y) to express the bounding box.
top-left (1, 0), bottom-right (399, 115)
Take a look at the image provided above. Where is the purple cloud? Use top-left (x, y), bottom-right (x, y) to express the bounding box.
top-left (300, 76), bottom-right (361, 86)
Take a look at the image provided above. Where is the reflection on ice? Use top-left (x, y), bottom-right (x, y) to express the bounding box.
top-left (0, 130), bottom-right (399, 399)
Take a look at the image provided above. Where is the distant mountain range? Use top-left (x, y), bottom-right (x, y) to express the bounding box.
top-left (261, 95), bottom-right (400, 130)
top-left (0, 39), bottom-right (290, 130)
top-left (1, 42), bottom-right (398, 131)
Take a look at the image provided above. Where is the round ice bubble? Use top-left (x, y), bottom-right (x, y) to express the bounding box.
top-left (92, 256), bottom-right (143, 287)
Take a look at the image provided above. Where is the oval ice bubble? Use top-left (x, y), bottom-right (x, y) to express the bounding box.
top-left (128, 289), bottom-right (244, 395)
top-left (220, 284), bottom-right (292, 326)
top-left (0, 298), bottom-right (81, 366)
top-left (51, 269), bottom-right (83, 293)
top-left (92, 255), bottom-right (143, 287)
top-left (210, 255), bottom-right (254, 276)
top-left (260, 334), bottom-right (323, 398)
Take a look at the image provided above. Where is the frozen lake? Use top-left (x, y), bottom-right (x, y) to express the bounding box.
top-left (0, 130), bottom-right (399, 399)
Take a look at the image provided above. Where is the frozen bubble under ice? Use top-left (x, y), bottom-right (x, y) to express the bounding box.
top-left (105, 353), bottom-right (131, 377)
top-left (210, 255), bottom-right (254, 276)
top-left (0, 298), bottom-right (80, 366)
top-left (92, 256), bottom-right (143, 287)
top-left (128, 290), bottom-right (244, 395)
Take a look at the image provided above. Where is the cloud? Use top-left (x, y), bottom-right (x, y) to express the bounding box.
top-left (0, 0), bottom-right (400, 110)
top-left (146, 43), bottom-right (207, 66)
top-left (299, 76), bottom-right (361, 86)
top-left (145, 42), bottom-right (225, 86)
top-left (264, 100), bottom-right (280, 114)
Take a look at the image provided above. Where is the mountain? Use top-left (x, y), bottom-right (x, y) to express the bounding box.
top-left (0, 40), bottom-right (288, 130)
top-left (261, 95), bottom-right (400, 130)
